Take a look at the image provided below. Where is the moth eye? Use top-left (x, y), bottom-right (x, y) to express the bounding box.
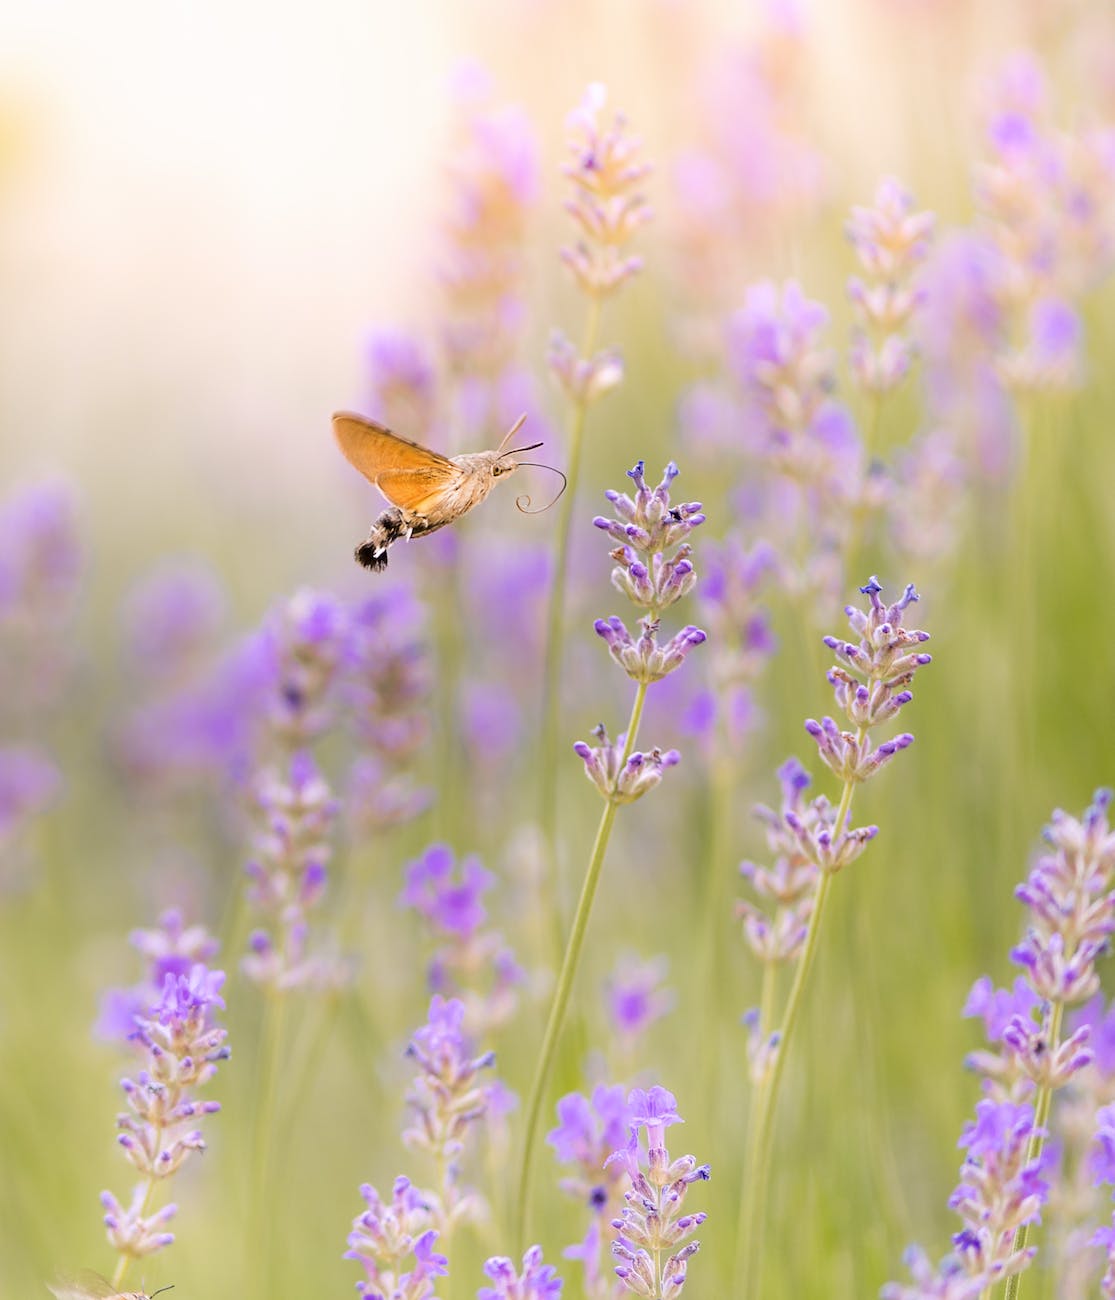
top-left (493, 465), bottom-right (503, 476)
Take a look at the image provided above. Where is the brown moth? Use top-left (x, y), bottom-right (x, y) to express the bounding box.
top-left (49, 1270), bottom-right (173, 1300)
top-left (332, 411), bottom-right (564, 571)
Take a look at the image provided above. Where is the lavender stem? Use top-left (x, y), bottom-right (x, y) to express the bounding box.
top-left (517, 677), bottom-right (648, 1248)
top-left (738, 761), bottom-right (858, 1296)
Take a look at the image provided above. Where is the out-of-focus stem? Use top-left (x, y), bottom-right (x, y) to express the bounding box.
top-left (516, 677), bottom-right (647, 1249)
top-left (737, 760), bottom-right (858, 1297)
top-left (1003, 998), bottom-right (1065, 1300)
top-left (537, 296), bottom-right (604, 920)
top-left (249, 988), bottom-right (287, 1291)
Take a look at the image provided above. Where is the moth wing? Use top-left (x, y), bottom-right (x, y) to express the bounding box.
top-left (373, 464), bottom-right (466, 515)
top-left (332, 411), bottom-right (454, 474)
top-left (49, 1271), bottom-right (120, 1299)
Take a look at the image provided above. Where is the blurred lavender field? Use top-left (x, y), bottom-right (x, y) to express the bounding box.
top-left (3, 2), bottom-right (1115, 1298)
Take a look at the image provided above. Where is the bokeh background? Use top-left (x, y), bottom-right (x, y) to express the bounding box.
top-left (3, 1), bottom-right (1115, 1297)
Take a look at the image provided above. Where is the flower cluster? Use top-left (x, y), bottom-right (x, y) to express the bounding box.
top-left (606, 954), bottom-right (674, 1049)
top-left (606, 1087), bottom-right (708, 1299)
top-left (0, 745), bottom-right (60, 882)
top-left (1090, 1101), bottom-right (1115, 1296)
top-left (402, 995), bottom-right (497, 1231)
top-left (548, 1086), bottom-right (633, 1299)
top-left (342, 586), bottom-right (432, 836)
top-left (560, 83), bottom-right (651, 300)
top-left (478, 1247), bottom-right (562, 1300)
top-left (267, 588), bottom-right (348, 746)
top-left (975, 51), bottom-right (1115, 392)
top-left (0, 479), bottom-right (83, 727)
top-left (364, 329), bottom-right (438, 437)
top-left (692, 535), bottom-right (777, 756)
top-left (121, 560), bottom-right (228, 688)
top-left (399, 843), bottom-right (524, 1035)
top-left (806, 577), bottom-right (930, 785)
top-left (573, 462), bottom-right (705, 803)
top-left (888, 791), bottom-right (1115, 1295)
top-left (101, 963), bottom-right (229, 1265)
top-left (440, 81), bottom-right (539, 440)
top-left (97, 909), bottom-right (219, 1043)
top-left (846, 177), bottom-right (935, 395)
top-left (727, 279), bottom-right (854, 483)
top-left (548, 84), bottom-right (650, 412)
top-left (345, 1176), bottom-right (447, 1300)
top-left (242, 750), bottom-right (340, 991)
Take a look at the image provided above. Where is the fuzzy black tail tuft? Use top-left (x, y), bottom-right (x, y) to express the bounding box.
top-left (355, 540), bottom-right (389, 571)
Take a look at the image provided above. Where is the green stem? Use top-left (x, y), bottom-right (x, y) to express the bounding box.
top-left (1003, 999), bottom-right (1064, 1300)
top-left (537, 297), bottom-right (605, 919)
top-left (516, 679), bottom-right (648, 1249)
top-left (737, 769), bottom-right (857, 1297)
top-left (249, 989), bottom-right (288, 1291)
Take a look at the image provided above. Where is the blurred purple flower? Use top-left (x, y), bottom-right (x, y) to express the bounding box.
top-left (365, 328), bottom-right (438, 437)
top-left (121, 560), bottom-right (227, 684)
top-left (400, 844), bottom-right (493, 941)
top-left (560, 83), bottom-right (651, 299)
top-left (103, 957), bottom-right (228, 1266)
top-left (0, 745), bottom-right (60, 844)
top-left (479, 1247), bottom-right (562, 1300)
top-left (606, 954), bottom-right (674, 1045)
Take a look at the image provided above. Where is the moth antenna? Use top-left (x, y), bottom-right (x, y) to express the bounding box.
top-left (514, 462), bottom-right (568, 514)
top-left (494, 412), bottom-right (529, 456)
top-left (149, 1288), bottom-right (175, 1298)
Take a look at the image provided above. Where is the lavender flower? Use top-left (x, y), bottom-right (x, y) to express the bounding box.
top-left (0, 479), bottom-right (82, 725)
top-left (403, 995), bottom-right (497, 1232)
top-left (606, 954), bottom-right (674, 1047)
top-left (342, 585), bottom-right (432, 827)
top-left (1010, 790), bottom-right (1115, 1006)
top-left (101, 961), bottom-right (229, 1266)
top-left (548, 1085), bottom-right (633, 1212)
top-left (549, 1088), bottom-right (635, 1298)
top-left (478, 1247), bottom-right (562, 1300)
top-left (948, 1100), bottom-right (1049, 1283)
top-left (440, 84), bottom-right (539, 442)
top-left (595, 462), bottom-right (705, 605)
top-left (365, 328), bottom-right (438, 436)
top-left (345, 1176), bottom-right (447, 1300)
top-left (606, 1086), bottom-right (708, 1299)
top-left (268, 588), bottom-right (348, 746)
top-left (574, 461), bottom-right (705, 802)
top-left (573, 725), bottom-right (680, 806)
top-left (97, 909), bottom-right (219, 1044)
top-left (806, 578), bottom-right (930, 784)
top-left (242, 749), bottom-right (339, 991)
top-left (846, 177), bottom-right (935, 394)
top-left (973, 51), bottom-right (1115, 393)
top-left (400, 845), bottom-right (524, 1034)
top-left (121, 560), bottom-right (228, 686)
top-left (889, 791), bottom-right (1115, 1296)
top-left (0, 745), bottom-right (60, 877)
top-left (559, 83), bottom-right (651, 300)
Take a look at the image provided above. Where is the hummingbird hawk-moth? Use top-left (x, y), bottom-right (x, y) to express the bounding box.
top-left (49, 1271), bottom-right (173, 1300)
top-left (332, 411), bottom-right (565, 571)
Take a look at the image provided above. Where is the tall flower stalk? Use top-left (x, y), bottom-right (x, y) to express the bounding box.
top-left (885, 789), bottom-right (1115, 1298)
top-left (538, 83), bottom-right (651, 875)
top-left (101, 960), bottom-right (229, 1290)
top-left (737, 578), bottom-right (931, 1296)
top-left (517, 461), bottom-right (705, 1247)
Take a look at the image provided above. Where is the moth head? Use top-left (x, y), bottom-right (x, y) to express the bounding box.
top-left (489, 414), bottom-right (567, 512)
